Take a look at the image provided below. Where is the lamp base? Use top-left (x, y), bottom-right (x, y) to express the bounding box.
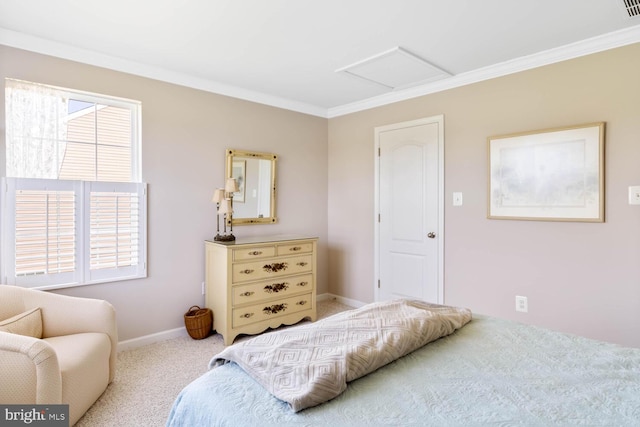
top-left (214, 234), bottom-right (236, 242)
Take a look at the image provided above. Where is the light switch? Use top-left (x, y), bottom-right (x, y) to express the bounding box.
top-left (452, 192), bottom-right (463, 206)
top-left (629, 186), bottom-right (640, 205)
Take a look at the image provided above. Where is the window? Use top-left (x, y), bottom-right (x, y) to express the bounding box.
top-left (2, 79), bottom-right (146, 289)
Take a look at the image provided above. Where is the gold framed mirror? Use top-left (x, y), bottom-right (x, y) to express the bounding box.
top-left (226, 149), bottom-right (277, 224)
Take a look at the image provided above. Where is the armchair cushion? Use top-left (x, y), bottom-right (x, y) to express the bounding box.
top-left (46, 333), bottom-right (111, 424)
top-left (0, 307), bottom-right (42, 338)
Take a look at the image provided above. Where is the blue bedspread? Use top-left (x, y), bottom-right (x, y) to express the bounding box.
top-left (167, 314), bottom-right (640, 426)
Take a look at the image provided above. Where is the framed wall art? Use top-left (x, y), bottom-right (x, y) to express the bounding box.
top-left (488, 122), bottom-right (605, 222)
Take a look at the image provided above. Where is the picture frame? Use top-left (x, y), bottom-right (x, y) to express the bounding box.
top-left (231, 160), bottom-right (246, 203)
top-left (488, 122), bottom-right (605, 222)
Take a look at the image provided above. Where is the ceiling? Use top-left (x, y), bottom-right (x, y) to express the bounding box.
top-left (1, 0), bottom-right (640, 118)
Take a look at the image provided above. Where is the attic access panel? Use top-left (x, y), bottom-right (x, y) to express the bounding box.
top-left (336, 47), bottom-right (451, 90)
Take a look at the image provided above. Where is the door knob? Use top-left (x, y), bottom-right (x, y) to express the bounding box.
top-left (427, 232), bottom-right (436, 239)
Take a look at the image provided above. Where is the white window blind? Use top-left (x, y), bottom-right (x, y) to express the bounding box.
top-left (2, 79), bottom-right (146, 290)
top-left (2, 178), bottom-right (147, 289)
top-left (90, 192), bottom-right (139, 270)
top-left (16, 190), bottom-right (76, 276)
top-left (3, 179), bottom-right (81, 288)
top-left (86, 182), bottom-right (146, 284)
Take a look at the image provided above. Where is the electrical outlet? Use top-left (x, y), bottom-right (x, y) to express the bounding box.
top-left (201, 281), bottom-right (205, 295)
top-left (515, 296), bottom-right (528, 313)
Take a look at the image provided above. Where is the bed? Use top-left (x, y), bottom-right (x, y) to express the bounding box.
top-left (167, 300), bottom-right (640, 426)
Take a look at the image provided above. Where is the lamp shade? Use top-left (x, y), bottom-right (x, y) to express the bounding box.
top-left (211, 188), bottom-right (225, 203)
top-left (218, 199), bottom-right (232, 215)
top-left (225, 178), bottom-right (239, 193)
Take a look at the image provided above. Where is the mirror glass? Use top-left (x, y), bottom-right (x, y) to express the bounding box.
top-left (226, 149), bottom-right (277, 224)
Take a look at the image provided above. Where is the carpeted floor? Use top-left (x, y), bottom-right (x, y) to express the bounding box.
top-left (75, 298), bottom-right (353, 427)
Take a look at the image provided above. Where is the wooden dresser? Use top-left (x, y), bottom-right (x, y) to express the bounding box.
top-left (204, 235), bottom-right (317, 345)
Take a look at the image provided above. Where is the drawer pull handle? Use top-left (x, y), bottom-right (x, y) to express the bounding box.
top-left (240, 269), bottom-right (255, 274)
top-left (239, 291), bottom-right (255, 297)
top-left (248, 251), bottom-right (263, 256)
top-left (296, 300), bottom-right (308, 306)
top-left (296, 262), bottom-right (308, 267)
top-left (240, 312), bottom-right (254, 319)
top-left (289, 246), bottom-right (302, 252)
top-left (263, 262), bottom-right (288, 273)
top-left (263, 303), bottom-right (288, 315)
top-left (296, 281), bottom-right (309, 287)
top-left (264, 282), bottom-right (289, 293)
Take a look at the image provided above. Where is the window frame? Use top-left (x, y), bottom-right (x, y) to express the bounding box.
top-left (2, 79), bottom-right (146, 290)
top-left (62, 88), bottom-right (142, 182)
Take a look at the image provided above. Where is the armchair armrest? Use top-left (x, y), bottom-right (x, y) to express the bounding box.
top-left (23, 292), bottom-right (118, 382)
top-left (0, 331), bottom-right (62, 403)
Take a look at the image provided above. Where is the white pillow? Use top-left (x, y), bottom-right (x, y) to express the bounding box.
top-left (0, 307), bottom-right (43, 338)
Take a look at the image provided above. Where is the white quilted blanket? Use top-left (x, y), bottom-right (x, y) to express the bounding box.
top-left (209, 299), bottom-right (472, 411)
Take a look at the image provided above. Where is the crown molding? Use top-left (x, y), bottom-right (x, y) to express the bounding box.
top-left (3, 24), bottom-right (640, 120)
top-left (327, 24), bottom-right (640, 118)
top-left (0, 28), bottom-right (328, 118)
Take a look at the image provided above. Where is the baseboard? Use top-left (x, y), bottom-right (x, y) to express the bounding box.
top-left (118, 294), bottom-right (367, 351)
top-left (117, 327), bottom-right (189, 352)
top-left (317, 292), bottom-right (367, 308)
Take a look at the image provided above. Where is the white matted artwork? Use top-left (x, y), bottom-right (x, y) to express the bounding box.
top-left (488, 122), bottom-right (605, 222)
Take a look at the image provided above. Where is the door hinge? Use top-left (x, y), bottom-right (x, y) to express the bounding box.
top-left (378, 213), bottom-right (381, 222)
top-left (378, 279), bottom-right (380, 289)
top-left (378, 147), bottom-right (381, 156)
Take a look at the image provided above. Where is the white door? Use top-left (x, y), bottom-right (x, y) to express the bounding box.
top-left (375, 116), bottom-right (443, 303)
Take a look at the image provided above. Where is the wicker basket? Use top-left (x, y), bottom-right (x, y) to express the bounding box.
top-left (184, 305), bottom-right (213, 340)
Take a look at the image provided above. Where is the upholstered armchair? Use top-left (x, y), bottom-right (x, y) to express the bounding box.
top-left (0, 285), bottom-right (117, 425)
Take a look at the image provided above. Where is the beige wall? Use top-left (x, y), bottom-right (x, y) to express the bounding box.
top-left (328, 43), bottom-right (640, 348)
top-left (0, 45), bottom-right (328, 341)
top-left (3, 42), bottom-right (640, 348)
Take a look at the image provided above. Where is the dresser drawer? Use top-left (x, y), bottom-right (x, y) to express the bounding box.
top-left (233, 245), bottom-right (276, 261)
top-left (233, 274), bottom-right (313, 305)
top-left (233, 293), bottom-right (313, 328)
top-left (277, 241), bottom-right (314, 256)
top-left (232, 254), bottom-right (313, 283)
